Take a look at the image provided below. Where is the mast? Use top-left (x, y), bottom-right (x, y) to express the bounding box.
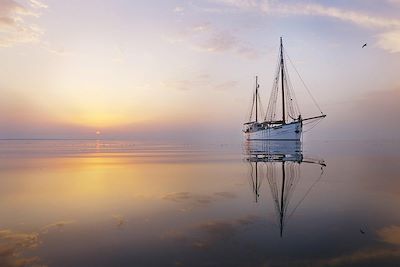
top-left (255, 162), bottom-right (259, 202)
top-left (280, 37), bottom-right (285, 124)
top-left (280, 161), bottom-right (285, 237)
top-left (255, 76), bottom-right (258, 122)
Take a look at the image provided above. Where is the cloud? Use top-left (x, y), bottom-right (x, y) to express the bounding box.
top-left (212, 80), bottom-right (238, 91)
top-left (209, 0), bottom-right (266, 11)
top-left (209, 0), bottom-right (400, 28)
top-left (29, 0), bottom-right (47, 9)
top-left (196, 30), bottom-right (236, 52)
top-left (271, 3), bottom-right (400, 29)
top-left (376, 30), bottom-right (400, 53)
top-left (195, 29), bottom-right (259, 58)
top-left (173, 6), bottom-right (184, 14)
top-left (161, 73), bottom-right (211, 91)
top-left (161, 73), bottom-right (237, 92)
top-left (0, 0), bottom-right (46, 47)
top-left (112, 44), bottom-right (125, 63)
top-left (206, 0), bottom-right (400, 53)
top-left (168, 19), bottom-right (259, 58)
top-left (388, 0), bottom-right (400, 6)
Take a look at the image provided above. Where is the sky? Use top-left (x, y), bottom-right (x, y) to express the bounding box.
top-left (0, 0), bottom-right (400, 141)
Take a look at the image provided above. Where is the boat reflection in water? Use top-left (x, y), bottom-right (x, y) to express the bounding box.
top-left (244, 141), bottom-right (326, 237)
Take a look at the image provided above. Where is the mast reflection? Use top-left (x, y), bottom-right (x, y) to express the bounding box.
top-left (244, 141), bottom-right (326, 237)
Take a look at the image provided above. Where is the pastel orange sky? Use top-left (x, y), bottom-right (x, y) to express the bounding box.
top-left (1, 0), bottom-right (399, 141)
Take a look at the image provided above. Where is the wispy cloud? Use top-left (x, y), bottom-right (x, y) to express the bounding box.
top-left (0, 0), bottom-right (47, 47)
top-left (161, 73), bottom-right (237, 91)
top-left (167, 18), bottom-right (260, 58)
top-left (213, 81), bottom-right (239, 91)
top-left (376, 30), bottom-right (400, 53)
top-left (206, 0), bottom-right (400, 53)
top-left (388, 0), bottom-right (400, 6)
top-left (173, 6), bottom-right (184, 14)
top-left (29, 0), bottom-right (47, 9)
top-left (209, 0), bottom-right (265, 11)
top-left (270, 3), bottom-right (400, 29)
top-left (196, 30), bottom-right (237, 52)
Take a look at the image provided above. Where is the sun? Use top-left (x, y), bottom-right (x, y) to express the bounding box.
top-left (96, 130), bottom-right (101, 135)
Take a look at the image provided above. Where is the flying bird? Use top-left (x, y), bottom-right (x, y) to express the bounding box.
top-left (362, 43), bottom-right (367, 48)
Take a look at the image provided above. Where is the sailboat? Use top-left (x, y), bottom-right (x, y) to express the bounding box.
top-left (245, 141), bottom-right (326, 237)
top-left (243, 38), bottom-right (326, 140)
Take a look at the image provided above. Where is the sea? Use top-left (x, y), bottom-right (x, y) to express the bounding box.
top-left (0, 139), bottom-right (399, 267)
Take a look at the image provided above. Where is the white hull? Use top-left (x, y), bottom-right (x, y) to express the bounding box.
top-left (244, 122), bottom-right (302, 140)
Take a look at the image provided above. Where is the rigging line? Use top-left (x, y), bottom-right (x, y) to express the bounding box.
top-left (257, 93), bottom-right (266, 120)
top-left (285, 78), bottom-right (297, 119)
top-left (282, 58), bottom-right (296, 119)
top-left (248, 163), bottom-right (255, 191)
top-left (284, 49), bottom-right (324, 115)
top-left (304, 118), bottom-right (324, 132)
top-left (267, 164), bottom-right (281, 216)
top-left (284, 60), bottom-right (301, 116)
top-left (258, 165), bottom-right (265, 188)
top-left (283, 163), bottom-right (299, 216)
top-left (247, 76), bottom-right (258, 122)
top-left (266, 51), bottom-right (282, 121)
top-left (287, 166), bottom-right (325, 220)
top-left (265, 56), bottom-right (281, 122)
top-left (249, 91), bottom-right (255, 121)
top-left (302, 117), bottom-right (323, 125)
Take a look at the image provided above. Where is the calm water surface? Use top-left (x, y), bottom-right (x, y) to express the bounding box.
top-left (0, 140), bottom-right (400, 267)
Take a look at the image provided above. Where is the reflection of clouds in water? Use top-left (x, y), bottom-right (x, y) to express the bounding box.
top-left (298, 225), bottom-right (400, 267)
top-left (235, 214), bottom-right (260, 226)
top-left (162, 191), bottom-right (237, 210)
top-left (161, 229), bottom-right (187, 242)
top-left (0, 220), bottom-right (74, 267)
top-left (214, 191), bottom-right (237, 199)
top-left (112, 215), bottom-right (126, 229)
top-left (161, 214), bottom-right (260, 250)
top-left (41, 220), bottom-right (75, 234)
top-left (378, 225), bottom-right (400, 245)
top-left (0, 230), bottom-right (39, 248)
top-left (197, 220), bottom-right (235, 238)
top-left (310, 248), bottom-right (400, 267)
top-left (162, 192), bottom-right (213, 205)
top-left (0, 229), bottom-right (43, 267)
